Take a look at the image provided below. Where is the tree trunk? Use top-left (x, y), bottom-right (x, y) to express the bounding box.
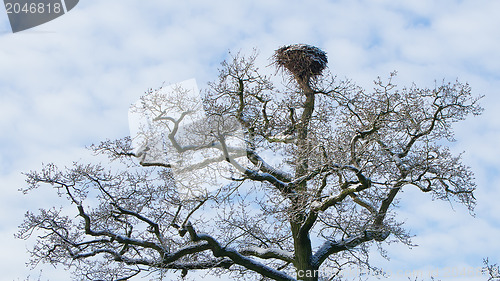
top-left (291, 222), bottom-right (318, 281)
top-left (292, 77), bottom-right (318, 281)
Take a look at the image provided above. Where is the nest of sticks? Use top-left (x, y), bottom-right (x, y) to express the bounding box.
top-left (273, 44), bottom-right (328, 81)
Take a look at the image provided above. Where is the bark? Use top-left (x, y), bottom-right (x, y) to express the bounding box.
top-left (291, 76), bottom-right (318, 281)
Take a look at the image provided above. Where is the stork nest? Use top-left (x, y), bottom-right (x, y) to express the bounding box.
top-left (273, 44), bottom-right (328, 80)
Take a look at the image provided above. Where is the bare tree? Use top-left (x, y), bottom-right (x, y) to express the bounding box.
top-left (17, 45), bottom-right (483, 281)
top-left (483, 258), bottom-right (500, 281)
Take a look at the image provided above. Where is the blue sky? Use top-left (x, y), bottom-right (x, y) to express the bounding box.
top-left (1, 0), bottom-right (500, 280)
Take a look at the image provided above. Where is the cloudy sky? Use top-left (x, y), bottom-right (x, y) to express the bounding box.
top-left (1, 0), bottom-right (500, 280)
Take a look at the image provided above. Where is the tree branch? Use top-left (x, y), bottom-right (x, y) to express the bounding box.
top-left (71, 249), bottom-right (155, 266)
top-left (112, 204), bottom-right (165, 247)
top-left (181, 222), bottom-right (296, 281)
top-left (77, 205), bottom-right (164, 253)
top-left (243, 169), bottom-right (296, 197)
top-left (311, 230), bottom-right (387, 268)
top-left (240, 246), bottom-right (295, 264)
top-left (316, 183), bottom-right (370, 212)
top-left (373, 186), bottom-right (401, 226)
top-left (246, 149), bottom-right (292, 183)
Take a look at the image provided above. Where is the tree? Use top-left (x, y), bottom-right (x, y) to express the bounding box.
top-left (17, 44), bottom-right (482, 281)
top-left (483, 258), bottom-right (500, 281)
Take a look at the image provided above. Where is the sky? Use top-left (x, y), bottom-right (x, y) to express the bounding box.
top-left (1, 0), bottom-right (500, 280)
